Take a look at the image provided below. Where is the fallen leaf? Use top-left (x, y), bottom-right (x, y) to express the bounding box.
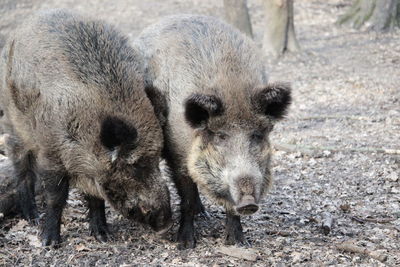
top-left (27, 234), bottom-right (41, 248)
top-left (340, 204), bottom-right (351, 212)
top-left (75, 244), bottom-right (90, 252)
top-left (216, 246), bottom-right (259, 261)
top-left (10, 220), bottom-right (28, 232)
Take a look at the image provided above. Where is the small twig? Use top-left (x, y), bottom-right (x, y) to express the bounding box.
top-left (336, 242), bottom-right (387, 262)
top-left (265, 229), bottom-right (291, 237)
top-left (321, 212), bottom-right (334, 235)
top-left (273, 142), bottom-right (400, 155)
top-left (295, 115), bottom-right (386, 121)
top-left (351, 216), bottom-right (396, 224)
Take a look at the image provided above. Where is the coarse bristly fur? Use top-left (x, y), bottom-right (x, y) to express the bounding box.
top-left (134, 14), bottom-right (291, 249)
top-left (0, 9), bottom-right (172, 246)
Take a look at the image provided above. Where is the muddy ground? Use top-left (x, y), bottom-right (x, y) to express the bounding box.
top-left (0, 0), bottom-right (399, 266)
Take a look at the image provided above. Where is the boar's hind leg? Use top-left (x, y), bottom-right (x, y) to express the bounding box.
top-left (40, 169), bottom-right (69, 247)
top-left (5, 134), bottom-right (39, 224)
top-left (225, 211), bottom-right (249, 246)
top-left (14, 152), bottom-right (39, 224)
top-left (85, 195), bottom-right (110, 242)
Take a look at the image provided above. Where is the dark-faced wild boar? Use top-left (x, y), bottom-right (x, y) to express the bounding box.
top-left (134, 15), bottom-right (291, 249)
top-left (0, 9), bottom-right (172, 246)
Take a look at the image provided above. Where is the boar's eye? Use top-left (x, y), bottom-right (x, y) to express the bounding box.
top-left (204, 130), bottom-right (228, 144)
top-left (216, 131), bottom-right (229, 141)
top-left (250, 130), bottom-right (265, 144)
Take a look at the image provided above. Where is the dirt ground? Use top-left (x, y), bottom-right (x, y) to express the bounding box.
top-left (0, 0), bottom-right (399, 266)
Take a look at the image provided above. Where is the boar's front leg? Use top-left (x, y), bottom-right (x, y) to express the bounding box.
top-left (165, 155), bottom-right (198, 249)
top-left (40, 169), bottom-right (69, 247)
top-left (85, 195), bottom-right (110, 242)
top-left (175, 177), bottom-right (199, 250)
top-left (225, 210), bottom-right (248, 246)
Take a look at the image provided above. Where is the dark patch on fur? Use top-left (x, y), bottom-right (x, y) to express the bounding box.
top-left (144, 85), bottom-right (169, 127)
top-left (100, 116), bottom-right (137, 151)
top-left (252, 83), bottom-right (292, 120)
top-left (184, 93), bottom-right (224, 128)
top-left (66, 116), bottom-right (80, 142)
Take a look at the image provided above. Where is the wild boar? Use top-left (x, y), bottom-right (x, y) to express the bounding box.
top-left (134, 15), bottom-right (291, 249)
top-left (0, 9), bottom-right (172, 246)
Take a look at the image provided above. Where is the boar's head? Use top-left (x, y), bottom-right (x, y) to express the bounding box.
top-left (98, 115), bottom-right (172, 234)
top-left (185, 83), bottom-right (291, 215)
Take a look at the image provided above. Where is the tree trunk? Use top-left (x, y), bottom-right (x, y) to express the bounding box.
top-left (223, 0), bottom-right (253, 38)
top-left (337, 0), bottom-right (400, 31)
top-left (262, 0), bottom-right (300, 57)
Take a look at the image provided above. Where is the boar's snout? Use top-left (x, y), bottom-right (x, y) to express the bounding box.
top-left (233, 176), bottom-right (260, 215)
top-left (128, 203), bottom-right (173, 235)
top-left (235, 195), bottom-right (259, 215)
top-left (147, 206), bottom-right (173, 235)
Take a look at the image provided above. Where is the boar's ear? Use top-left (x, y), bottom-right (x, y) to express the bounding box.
top-left (252, 82), bottom-right (291, 120)
top-left (144, 85), bottom-right (169, 127)
top-left (184, 93), bottom-right (224, 128)
top-left (100, 116), bottom-right (137, 152)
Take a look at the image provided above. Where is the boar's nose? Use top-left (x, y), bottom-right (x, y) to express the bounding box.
top-left (148, 207), bottom-right (173, 235)
top-left (235, 195), bottom-right (259, 215)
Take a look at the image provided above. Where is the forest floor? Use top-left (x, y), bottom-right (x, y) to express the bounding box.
top-left (0, 0), bottom-right (399, 266)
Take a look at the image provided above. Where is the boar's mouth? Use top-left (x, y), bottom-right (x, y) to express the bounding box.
top-left (127, 206), bottom-right (173, 234)
top-left (234, 195), bottom-right (259, 215)
top-left (154, 220), bottom-right (174, 235)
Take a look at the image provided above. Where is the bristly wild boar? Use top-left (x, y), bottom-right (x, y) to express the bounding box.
top-left (134, 15), bottom-right (291, 249)
top-left (0, 9), bottom-right (172, 246)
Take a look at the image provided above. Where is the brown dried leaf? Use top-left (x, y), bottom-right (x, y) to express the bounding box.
top-left (216, 246), bottom-right (259, 261)
top-left (10, 220), bottom-right (28, 232)
top-left (27, 234), bottom-right (41, 248)
top-left (75, 244), bottom-right (90, 252)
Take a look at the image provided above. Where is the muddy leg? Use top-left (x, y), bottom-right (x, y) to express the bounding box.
top-left (164, 153), bottom-right (198, 249)
top-left (40, 170), bottom-right (69, 247)
top-left (175, 175), bottom-right (199, 249)
top-left (85, 195), bottom-right (109, 242)
top-left (225, 211), bottom-right (248, 246)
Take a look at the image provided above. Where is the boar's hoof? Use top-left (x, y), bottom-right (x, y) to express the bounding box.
top-left (41, 231), bottom-right (61, 247)
top-left (176, 225), bottom-right (196, 250)
top-left (21, 206), bottom-right (39, 225)
top-left (235, 195), bottom-right (259, 215)
top-left (90, 226), bottom-right (111, 243)
top-left (28, 217), bottom-right (40, 226)
top-left (224, 230), bottom-right (251, 247)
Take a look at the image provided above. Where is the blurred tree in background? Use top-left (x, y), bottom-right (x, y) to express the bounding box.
top-left (337, 0), bottom-right (400, 31)
top-left (223, 0), bottom-right (253, 37)
top-left (223, 0), bottom-right (300, 57)
top-left (262, 0), bottom-right (300, 57)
